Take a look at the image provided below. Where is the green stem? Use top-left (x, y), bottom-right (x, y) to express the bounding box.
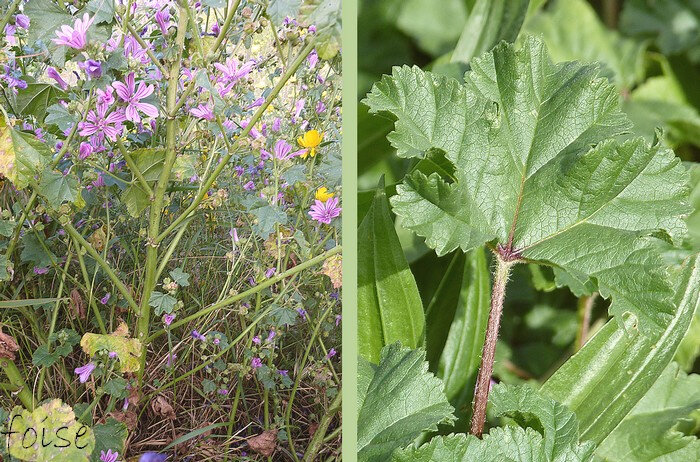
top-left (208, 0), bottom-right (242, 59)
top-left (0, 0), bottom-right (22, 38)
top-left (37, 249), bottom-right (73, 402)
top-left (1, 359), bottom-right (33, 410)
top-left (136, 3), bottom-right (189, 383)
top-left (470, 253), bottom-right (515, 437)
top-left (73, 238), bottom-right (108, 334)
top-left (62, 223), bottom-right (139, 313)
top-left (146, 246), bottom-right (341, 343)
top-left (302, 391), bottom-right (341, 462)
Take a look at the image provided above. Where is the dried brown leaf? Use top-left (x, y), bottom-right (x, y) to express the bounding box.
top-left (0, 327), bottom-right (19, 360)
top-left (247, 430), bottom-right (277, 457)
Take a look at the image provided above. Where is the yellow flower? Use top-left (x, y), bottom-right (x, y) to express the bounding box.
top-left (315, 187), bottom-right (334, 202)
top-left (297, 130), bottom-right (323, 159)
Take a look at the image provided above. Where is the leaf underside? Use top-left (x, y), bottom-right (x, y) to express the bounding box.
top-left (363, 37), bottom-right (690, 335)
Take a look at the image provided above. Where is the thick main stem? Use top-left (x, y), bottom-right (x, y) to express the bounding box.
top-left (135, 4), bottom-right (188, 382)
top-left (470, 253), bottom-right (514, 437)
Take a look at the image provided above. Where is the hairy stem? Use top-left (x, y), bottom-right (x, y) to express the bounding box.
top-left (470, 253), bottom-right (514, 437)
top-left (135, 3), bottom-right (188, 383)
top-left (0, 0), bottom-right (22, 38)
top-left (575, 292), bottom-right (598, 351)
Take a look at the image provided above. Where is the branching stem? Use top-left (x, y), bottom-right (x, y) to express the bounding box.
top-left (470, 252), bottom-right (515, 437)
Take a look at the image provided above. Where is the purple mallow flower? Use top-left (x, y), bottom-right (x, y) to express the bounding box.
top-left (191, 330), bottom-right (206, 341)
top-left (79, 102), bottom-right (126, 142)
top-left (214, 57), bottom-right (254, 85)
top-left (100, 449), bottom-right (119, 462)
top-left (190, 103), bottom-right (214, 121)
top-left (309, 197), bottom-right (341, 224)
top-left (75, 362), bottom-right (96, 383)
top-left (326, 348), bottom-right (337, 359)
top-left (272, 118), bottom-right (281, 132)
top-left (274, 140), bottom-right (293, 160)
top-left (113, 72), bottom-right (158, 123)
top-left (155, 9), bottom-right (170, 35)
top-left (139, 453), bottom-right (168, 462)
top-left (163, 313), bottom-right (175, 326)
top-left (47, 67), bottom-right (68, 90)
top-left (82, 60), bottom-right (102, 79)
top-left (307, 49), bottom-right (318, 68)
top-left (33, 266), bottom-right (49, 275)
top-left (251, 357), bottom-right (262, 369)
top-left (100, 293), bottom-right (111, 305)
top-left (53, 13), bottom-right (94, 50)
top-left (15, 14), bottom-right (30, 29)
top-left (79, 142), bottom-right (93, 160)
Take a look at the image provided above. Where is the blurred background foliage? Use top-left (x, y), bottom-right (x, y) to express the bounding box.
top-left (358, 0), bottom-right (700, 399)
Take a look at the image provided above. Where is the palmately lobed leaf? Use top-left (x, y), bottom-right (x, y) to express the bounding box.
top-left (394, 384), bottom-right (594, 462)
top-left (357, 343), bottom-right (455, 462)
top-left (364, 37), bottom-right (691, 335)
top-left (7, 399), bottom-right (95, 461)
top-left (80, 322), bottom-right (142, 373)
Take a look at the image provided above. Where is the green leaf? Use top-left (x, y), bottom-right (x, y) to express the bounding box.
top-left (91, 418), bottom-right (127, 462)
top-left (121, 184), bottom-right (150, 218)
top-left (596, 362), bottom-right (700, 461)
top-left (38, 169), bottom-right (83, 209)
top-left (299, 0), bottom-right (341, 60)
top-left (244, 198), bottom-right (288, 238)
top-left (358, 180), bottom-right (424, 364)
top-left (103, 377), bottom-right (128, 398)
top-left (433, 247), bottom-right (490, 422)
top-left (525, 0), bottom-right (645, 90)
top-left (451, 0), bottom-right (529, 64)
top-left (15, 84), bottom-right (67, 122)
top-left (169, 268), bottom-right (190, 287)
top-left (268, 305), bottom-right (298, 327)
top-left (45, 104), bottom-right (77, 131)
top-left (80, 322), bottom-right (142, 373)
top-left (0, 118), bottom-right (52, 190)
top-left (7, 399), bottom-right (95, 461)
top-left (129, 148), bottom-right (166, 181)
top-left (31, 344), bottom-right (59, 367)
top-left (148, 291), bottom-right (178, 315)
top-left (357, 344), bottom-right (455, 462)
top-left (20, 233), bottom-right (56, 268)
top-left (541, 253), bottom-right (700, 445)
top-left (364, 37), bottom-right (690, 336)
top-left (25, 0), bottom-right (73, 44)
top-left (490, 384), bottom-right (595, 460)
top-left (623, 73), bottom-right (700, 147)
top-left (395, 384), bottom-right (594, 461)
top-left (0, 254), bottom-right (11, 281)
top-left (86, 0), bottom-right (114, 24)
top-left (621, 0), bottom-right (700, 63)
top-left (267, 0), bottom-right (302, 24)
top-left (281, 164), bottom-right (307, 186)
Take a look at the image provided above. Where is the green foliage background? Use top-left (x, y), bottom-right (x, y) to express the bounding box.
top-left (357, 0), bottom-right (700, 460)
